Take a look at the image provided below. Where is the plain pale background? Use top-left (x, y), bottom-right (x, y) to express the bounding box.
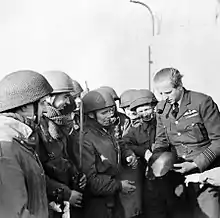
top-left (0, 0), bottom-right (220, 105)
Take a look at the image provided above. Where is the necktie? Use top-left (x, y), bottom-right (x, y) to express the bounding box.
top-left (172, 102), bottom-right (179, 118)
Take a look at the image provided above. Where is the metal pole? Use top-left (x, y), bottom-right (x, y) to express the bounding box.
top-left (130, 0), bottom-right (154, 91)
top-left (148, 46), bottom-right (151, 91)
top-left (130, 0), bottom-right (155, 36)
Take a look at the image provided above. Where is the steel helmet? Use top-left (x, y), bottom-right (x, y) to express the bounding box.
top-left (130, 89), bottom-right (158, 111)
top-left (82, 88), bottom-right (116, 114)
top-left (42, 70), bottom-right (74, 94)
top-left (71, 80), bottom-right (83, 97)
top-left (99, 86), bottom-right (119, 101)
top-left (147, 151), bottom-right (177, 179)
top-left (119, 89), bottom-right (137, 108)
top-left (0, 70), bottom-right (53, 112)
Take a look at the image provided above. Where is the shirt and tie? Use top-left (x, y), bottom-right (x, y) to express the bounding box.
top-left (171, 102), bottom-right (179, 118)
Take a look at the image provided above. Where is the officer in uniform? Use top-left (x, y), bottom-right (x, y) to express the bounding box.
top-left (152, 67), bottom-right (220, 218)
top-left (81, 88), bottom-right (138, 218)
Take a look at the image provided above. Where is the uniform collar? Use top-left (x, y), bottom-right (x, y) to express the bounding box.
top-left (175, 88), bottom-right (191, 119)
top-left (0, 115), bottom-right (33, 141)
top-left (176, 89), bottom-right (183, 107)
top-left (85, 116), bottom-right (109, 135)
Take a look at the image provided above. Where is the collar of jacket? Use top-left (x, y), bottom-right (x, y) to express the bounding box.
top-left (0, 115), bottom-right (33, 142)
top-left (84, 116), bottom-right (110, 136)
top-left (157, 88), bottom-right (190, 115)
top-left (142, 117), bottom-right (157, 131)
top-left (180, 87), bottom-right (191, 105)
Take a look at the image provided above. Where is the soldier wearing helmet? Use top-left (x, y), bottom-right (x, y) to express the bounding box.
top-left (81, 88), bottom-right (138, 218)
top-left (37, 70), bottom-right (86, 218)
top-left (119, 89), bottom-right (142, 130)
top-left (118, 89), bottom-right (144, 218)
top-left (118, 89), bottom-right (158, 218)
top-left (71, 79), bottom-right (84, 112)
top-left (0, 70), bottom-right (53, 218)
top-left (98, 86), bottom-right (131, 140)
top-left (121, 89), bottom-right (158, 163)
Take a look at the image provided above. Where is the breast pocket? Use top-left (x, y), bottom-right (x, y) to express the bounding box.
top-left (184, 122), bottom-right (208, 143)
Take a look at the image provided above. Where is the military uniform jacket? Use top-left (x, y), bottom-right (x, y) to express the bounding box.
top-left (153, 88), bottom-right (220, 172)
top-left (82, 117), bottom-right (134, 218)
top-left (82, 117), bottom-right (132, 196)
top-left (37, 116), bottom-right (78, 202)
top-left (120, 118), bottom-right (157, 158)
top-left (0, 116), bottom-right (48, 218)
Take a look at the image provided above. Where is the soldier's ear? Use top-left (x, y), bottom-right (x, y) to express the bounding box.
top-left (88, 112), bottom-right (95, 119)
top-left (177, 85), bottom-right (183, 91)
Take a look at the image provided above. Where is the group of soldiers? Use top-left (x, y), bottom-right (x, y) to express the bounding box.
top-left (1, 67), bottom-right (220, 218)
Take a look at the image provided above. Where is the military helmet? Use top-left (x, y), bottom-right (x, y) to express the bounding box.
top-left (148, 151), bottom-right (177, 178)
top-left (42, 70), bottom-right (74, 94)
top-left (0, 70), bottom-right (53, 112)
top-left (119, 89), bottom-right (137, 108)
top-left (130, 89), bottom-right (158, 111)
top-left (99, 86), bottom-right (119, 101)
top-left (82, 88), bottom-right (116, 114)
top-left (71, 80), bottom-right (83, 97)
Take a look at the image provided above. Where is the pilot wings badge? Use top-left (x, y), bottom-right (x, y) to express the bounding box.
top-left (183, 109), bottom-right (199, 119)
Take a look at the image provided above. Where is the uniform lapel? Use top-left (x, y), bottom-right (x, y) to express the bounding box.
top-left (176, 89), bottom-right (191, 120)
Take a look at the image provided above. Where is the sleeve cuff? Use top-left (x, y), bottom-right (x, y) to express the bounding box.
top-left (63, 186), bottom-right (72, 201)
top-left (194, 148), bottom-right (216, 172)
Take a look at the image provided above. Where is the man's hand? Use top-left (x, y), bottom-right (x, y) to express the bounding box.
top-left (199, 167), bottom-right (220, 187)
top-left (126, 153), bottom-right (138, 169)
top-left (49, 201), bottom-right (62, 212)
top-left (69, 190), bottom-right (83, 207)
top-left (184, 173), bottom-right (206, 189)
top-left (121, 180), bottom-right (136, 194)
top-left (79, 173), bottom-right (87, 190)
top-left (173, 161), bottom-right (197, 174)
top-left (49, 201), bottom-right (70, 217)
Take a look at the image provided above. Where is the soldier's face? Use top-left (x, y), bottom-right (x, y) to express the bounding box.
top-left (53, 93), bottom-right (71, 111)
top-left (124, 107), bottom-right (138, 120)
top-left (136, 104), bottom-right (154, 119)
top-left (155, 80), bottom-right (182, 104)
top-left (95, 106), bottom-right (115, 127)
top-left (74, 96), bottom-right (81, 110)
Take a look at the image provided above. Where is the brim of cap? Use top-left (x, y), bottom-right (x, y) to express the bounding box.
top-left (130, 97), bottom-right (153, 110)
top-left (51, 88), bottom-right (74, 94)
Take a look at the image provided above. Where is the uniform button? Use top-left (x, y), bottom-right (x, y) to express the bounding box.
top-left (20, 140), bottom-right (24, 144)
top-left (175, 121), bottom-right (178, 125)
top-left (177, 132), bottom-right (181, 136)
top-left (182, 155), bottom-right (186, 159)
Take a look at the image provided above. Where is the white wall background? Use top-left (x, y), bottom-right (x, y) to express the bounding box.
top-left (0, 0), bottom-right (220, 105)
